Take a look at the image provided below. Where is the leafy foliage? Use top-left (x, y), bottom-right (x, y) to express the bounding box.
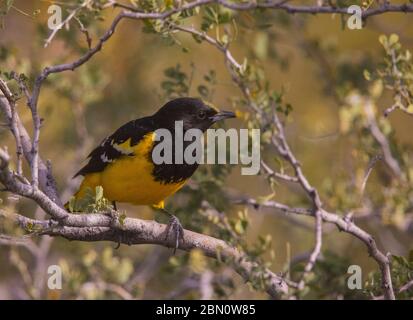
top-left (366, 34), bottom-right (413, 115)
top-left (367, 252), bottom-right (413, 299)
top-left (67, 186), bottom-right (113, 213)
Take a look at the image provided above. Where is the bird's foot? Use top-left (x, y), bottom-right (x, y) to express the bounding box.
top-left (164, 215), bottom-right (184, 254)
top-left (114, 231), bottom-right (133, 249)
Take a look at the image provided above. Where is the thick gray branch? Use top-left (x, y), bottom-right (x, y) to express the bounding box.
top-left (13, 211), bottom-right (288, 298)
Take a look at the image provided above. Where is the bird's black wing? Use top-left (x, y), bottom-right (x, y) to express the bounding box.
top-left (74, 116), bottom-right (154, 177)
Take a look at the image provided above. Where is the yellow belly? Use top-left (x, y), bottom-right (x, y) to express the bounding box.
top-left (75, 133), bottom-right (186, 208)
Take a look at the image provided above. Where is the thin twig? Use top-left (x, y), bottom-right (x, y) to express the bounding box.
top-left (74, 16), bottom-right (92, 49)
top-left (360, 154), bottom-right (383, 198)
top-left (0, 79), bottom-right (24, 176)
top-left (261, 160), bottom-right (299, 183)
top-left (0, 234), bottom-right (38, 254)
top-left (364, 101), bottom-right (402, 178)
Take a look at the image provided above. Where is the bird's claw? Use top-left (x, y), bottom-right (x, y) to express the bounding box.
top-left (164, 215), bottom-right (184, 254)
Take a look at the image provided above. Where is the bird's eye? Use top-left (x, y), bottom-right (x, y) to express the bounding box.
top-left (198, 110), bottom-right (206, 119)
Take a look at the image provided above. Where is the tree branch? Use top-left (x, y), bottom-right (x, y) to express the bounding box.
top-left (0, 148), bottom-right (287, 298)
top-left (243, 199), bottom-right (395, 300)
top-left (169, 18), bottom-right (396, 299)
top-left (364, 101), bottom-right (402, 178)
top-left (113, 0), bottom-right (413, 20)
top-left (216, 0), bottom-right (413, 19)
top-left (15, 206), bottom-right (288, 298)
top-left (0, 94), bottom-right (62, 206)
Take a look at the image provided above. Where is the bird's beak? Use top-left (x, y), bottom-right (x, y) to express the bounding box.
top-left (209, 111), bottom-right (236, 122)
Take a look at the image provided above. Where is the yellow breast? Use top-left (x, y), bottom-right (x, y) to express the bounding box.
top-left (76, 132), bottom-right (186, 208)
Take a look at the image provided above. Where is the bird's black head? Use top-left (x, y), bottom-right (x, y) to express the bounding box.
top-left (153, 97), bottom-right (235, 132)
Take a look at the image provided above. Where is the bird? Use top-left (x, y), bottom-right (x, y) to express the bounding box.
top-left (67, 97), bottom-right (236, 251)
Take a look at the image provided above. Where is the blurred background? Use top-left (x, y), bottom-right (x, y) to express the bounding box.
top-left (0, 0), bottom-right (412, 299)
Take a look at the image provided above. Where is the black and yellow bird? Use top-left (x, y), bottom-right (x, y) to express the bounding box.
top-left (68, 97), bottom-right (235, 250)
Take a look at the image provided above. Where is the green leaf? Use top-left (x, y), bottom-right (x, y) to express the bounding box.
top-left (95, 186), bottom-right (104, 201)
top-left (204, 70), bottom-right (216, 83)
top-left (378, 34), bottom-right (387, 47)
top-left (68, 197), bottom-right (76, 213)
top-left (405, 50), bottom-right (412, 61)
top-left (392, 255), bottom-right (409, 267)
top-left (389, 34), bottom-right (399, 46)
top-left (253, 32), bottom-right (268, 60)
top-left (197, 84), bottom-right (209, 99)
top-left (191, 33), bottom-right (203, 44)
top-left (240, 58), bottom-right (248, 75)
top-left (285, 103), bottom-right (293, 116)
top-left (234, 220), bottom-right (245, 235)
top-left (220, 34), bottom-right (229, 45)
top-left (119, 213), bottom-right (126, 226)
top-left (257, 192), bottom-right (275, 204)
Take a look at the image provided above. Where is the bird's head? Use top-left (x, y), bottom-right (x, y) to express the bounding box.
top-left (153, 97), bottom-right (236, 131)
